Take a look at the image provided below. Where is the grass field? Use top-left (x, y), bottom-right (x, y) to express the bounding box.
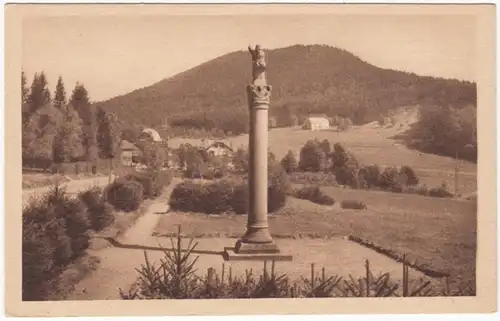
top-left (154, 186), bottom-right (476, 293)
top-left (22, 173), bottom-right (70, 189)
top-left (222, 124), bottom-right (477, 194)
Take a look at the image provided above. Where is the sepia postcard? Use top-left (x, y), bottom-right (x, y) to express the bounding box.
top-left (4, 2), bottom-right (497, 317)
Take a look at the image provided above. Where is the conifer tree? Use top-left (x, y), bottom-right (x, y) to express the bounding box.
top-left (53, 104), bottom-right (85, 163)
top-left (70, 82), bottom-right (97, 161)
top-left (27, 71), bottom-right (51, 114)
top-left (53, 76), bottom-right (67, 109)
top-left (96, 107), bottom-right (121, 162)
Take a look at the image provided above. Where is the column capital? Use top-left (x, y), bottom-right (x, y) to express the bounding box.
top-left (247, 84), bottom-right (272, 108)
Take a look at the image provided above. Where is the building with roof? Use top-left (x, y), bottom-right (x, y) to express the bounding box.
top-left (120, 139), bottom-right (142, 166)
top-left (139, 127), bottom-right (163, 142)
top-left (302, 116), bottom-right (330, 131)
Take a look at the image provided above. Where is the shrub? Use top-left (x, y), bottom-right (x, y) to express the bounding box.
top-left (203, 180), bottom-right (234, 214)
top-left (268, 162), bottom-right (289, 213)
top-left (231, 183), bottom-right (249, 214)
top-left (341, 200), bottom-right (367, 210)
top-left (379, 167), bottom-right (400, 190)
top-left (299, 140), bottom-right (326, 172)
top-left (429, 186), bottom-right (454, 198)
top-left (62, 198), bottom-right (91, 257)
top-left (280, 150), bottom-right (298, 173)
top-left (169, 181), bottom-right (208, 213)
top-left (399, 165), bottom-right (419, 186)
top-left (294, 185), bottom-right (335, 205)
top-left (105, 179), bottom-right (144, 212)
top-left (358, 165), bottom-right (382, 188)
top-left (125, 169), bottom-right (171, 199)
top-left (289, 172), bottom-right (337, 186)
top-left (333, 165), bottom-right (359, 188)
top-left (79, 186), bottom-right (115, 231)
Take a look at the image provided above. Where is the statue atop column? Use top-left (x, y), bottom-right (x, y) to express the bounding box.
top-left (247, 45), bottom-right (271, 106)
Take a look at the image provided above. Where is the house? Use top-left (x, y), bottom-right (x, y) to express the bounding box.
top-left (302, 116), bottom-right (330, 131)
top-left (120, 140), bottom-right (142, 166)
top-left (205, 141), bottom-right (234, 157)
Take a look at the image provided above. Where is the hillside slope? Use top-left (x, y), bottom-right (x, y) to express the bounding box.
top-left (95, 44), bottom-right (476, 135)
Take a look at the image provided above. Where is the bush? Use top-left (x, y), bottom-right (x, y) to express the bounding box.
top-left (429, 186), bottom-right (454, 198)
top-left (79, 186), bottom-right (115, 231)
top-left (341, 200), bottom-right (367, 210)
top-left (289, 172), bottom-right (337, 186)
top-left (379, 167), bottom-right (400, 190)
top-left (358, 165), bottom-right (382, 188)
top-left (294, 185), bottom-right (335, 205)
top-left (125, 169), bottom-right (171, 199)
top-left (203, 180), bottom-right (234, 214)
top-left (105, 179), bottom-right (144, 212)
top-left (399, 165), bottom-right (419, 186)
top-left (268, 162), bottom-right (289, 213)
top-left (299, 140), bottom-right (326, 172)
top-left (333, 165), bottom-right (359, 188)
top-left (22, 185), bottom-right (92, 300)
top-left (62, 198), bottom-right (91, 257)
top-left (280, 150), bottom-right (298, 173)
top-left (231, 183), bottom-right (249, 214)
top-left (169, 181), bottom-right (208, 213)
top-left (169, 164), bottom-right (288, 215)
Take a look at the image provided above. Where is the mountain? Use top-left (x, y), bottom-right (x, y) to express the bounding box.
top-left (94, 44), bottom-right (476, 136)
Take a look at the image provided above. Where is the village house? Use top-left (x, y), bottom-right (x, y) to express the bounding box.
top-left (205, 141), bottom-right (234, 157)
top-left (302, 116), bottom-right (330, 131)
top-left (120, 140), bottom-right (142, 166)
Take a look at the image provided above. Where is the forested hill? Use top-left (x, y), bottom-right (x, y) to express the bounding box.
top-left (94, 44), bottom-right (476, 135)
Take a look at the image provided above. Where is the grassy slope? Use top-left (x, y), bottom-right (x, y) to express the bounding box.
top-left (219, 120), bottom-right (477, 194)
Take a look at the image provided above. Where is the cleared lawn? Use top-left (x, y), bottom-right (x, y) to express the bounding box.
top-left (154, 188), bottom-right (476, 293)
top-left (22, 173), bottom-right (69, 189)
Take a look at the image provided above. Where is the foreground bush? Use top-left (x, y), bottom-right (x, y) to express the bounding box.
top-left (293, 186), bottom-right (335, 205)
top-left (22, 185), bottom-right (91, 301)
top-left (340, 200), bottom-right (367, 210)
top-left (105, 179), bottom-right (144, 212)
top-left (78, 186), bottom-right (115, 231)
top-left (120, 228), bottom-right (473, 299)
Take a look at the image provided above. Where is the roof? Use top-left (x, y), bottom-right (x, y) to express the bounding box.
top-left (140, 128), bottom-right (162, 142)
top-left (205, 141), bottom-right (234, 152)
top-left (306, 116), bottom-right (329, 123)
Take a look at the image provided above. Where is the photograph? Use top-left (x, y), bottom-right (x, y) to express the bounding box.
top-left (4, 2), bottom-right (497, 317)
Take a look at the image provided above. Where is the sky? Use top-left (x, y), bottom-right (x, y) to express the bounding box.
top-left (22, 14), bottom-right (477, 102)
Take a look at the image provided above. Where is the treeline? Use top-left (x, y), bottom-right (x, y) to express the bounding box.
top-left (406, 104), bottom-right (477, 162)
top-left (94, 44), bottom-right (476, 135)
top-left (22, 70), bottom-right (122, 170)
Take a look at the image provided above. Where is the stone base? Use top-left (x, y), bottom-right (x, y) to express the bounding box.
top-left (235, 239), bottom-right (280, 254)
top-left (223, 247), bottom-right (293, 261)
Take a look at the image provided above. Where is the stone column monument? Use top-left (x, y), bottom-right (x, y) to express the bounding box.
top-left (224, 45), bottom-right (292, 261)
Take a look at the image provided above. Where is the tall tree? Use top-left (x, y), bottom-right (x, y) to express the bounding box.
top-left (22, 104), bottom-right (63, 167)
top-left (53, 76), bottom-right (67, 109)
top-left (70, 82), bottom-right (96, 161)
top-left (21, 70), bottom-right (30, 126)
top-left (27, 71), bottom-right (51, 114)
top-left (96, 107), bottom-right (121, 161)
top-left (21, 70), bottom-right (29, 104)
top-left (53, 104), bottom-right (85, 163)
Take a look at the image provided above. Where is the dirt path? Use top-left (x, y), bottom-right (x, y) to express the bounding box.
top-left (66, 179), bottom-right (178, 300)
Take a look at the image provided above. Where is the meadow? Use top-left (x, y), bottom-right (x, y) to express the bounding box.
top-left (223, 124), bottom-right (477, 194)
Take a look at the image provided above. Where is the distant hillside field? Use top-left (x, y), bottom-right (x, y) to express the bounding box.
top-left (218, 118), bottom-right (477, 194)
top-left (95, 44), bottom-right (476, 135)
